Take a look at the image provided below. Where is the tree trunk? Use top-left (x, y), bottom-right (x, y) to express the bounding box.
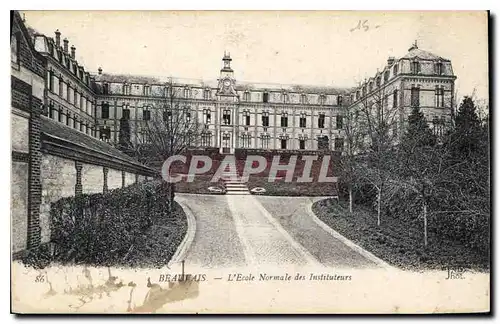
top-left (349, 186), bottom-right (353, 214)
top-left (377, 188), bottom-right (381, 226)
top-left (423, 201), bottom-right (428, 247)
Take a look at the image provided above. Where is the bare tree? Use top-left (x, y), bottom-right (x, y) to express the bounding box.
top-left (135, 79), bottom-right (202, 211)
top-left (353, 83), bottom-right (400, 226)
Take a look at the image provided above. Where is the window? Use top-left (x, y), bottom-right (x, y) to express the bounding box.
top-left (281, 112), bottom-right (288, 128)
top-left (66, 113), bottom-right (72, 126)
top-left (283, 92), bottom-right (289, 103)
top-left (435, 62), bottom-right (444, 75)
top-left (411, 87), bottom-right (420, 107)
top-left (11, 33), bottom-right (19, 64)
top-left (48, 71), bottom-right (54, 92)
top-left (338, 95), bottom-right (343, 106)
top-left (183, 87), bottom-right (190, 98)
top-left (392, 121), bottom-right (398, 138)
top-left (243, 91), bottom-right (250, 102)
top-left (74, 91), bottom-right (78, 106)
top-left (203, 109), bottom-right (211, 124)
top-left (223, 109), bottom-right (231, 125)
top-left (263, 92), bottom-right (269, 103)
top-left (301, 93), bottom-right (307, 104)
top-left (393, 90), bottom-right (398, 108)
top-left (262, 112), bottom-right (269, 127)
top-left (101, 103), bottom-right (109, 119)
top-left (163, 109), bottom-right (172, 122)
top-left (362, 86), bottom-right (366, 97)
top-left (299, 113), bottom-right (306, 128)
top-left (318, 136), bottom-right (329, 150)
top-left (143, 85), bottom-right (151, 96)
top-left (376, 77), bottom-right (381, 87)
top-left (201, 132), bottom-right (212, 147)
top-left (185, 110), bottom-right (191, 123)
top-left (318, 113), bottom-right (325, 128)
top-left (123, 84), bottom-right (131, 95)
top-left (122, 107), bottom-right (130, 120)
top-left (261, 134), bottom-right (270, 149)
top-left (243, 111), bottom-right (250, 126)
top-left (436, 87), bottom-right (445, 108)
top-left (384, 70), bottom-right (389, 82)
top-left (100, 127), bottom-right (111, 141)
top-left (299, 139), bottom-right (305, 150)
top-left (411, 61), bottom-right (420, 74)
top-left (222, 132), bottom-right (230, 153)
top-left (143, 108), bottom-right (151, 121)
top-left (319, 94), bottom-right (326, 105)
top-left (281, 139), bottom-right (287, 149)
top-left (393, 64), bottom-right (398, 75)
top-left (356, 91), bottom-right (360, 101)
top-left (369, 82), bottom-right (373, 92)
top-left (336, 115), bottom-right (343, 129)
top-left (58, 77), bottom-right (63, 96)
top-left (103, 83), bottom-right (109, 95)
top-left (241, 134), bottom-right (252, 148)
top-left (334, 138), bottom-right (344, 151)
top-left (80, 95), bottom-right (84, 110)
top-left (66, 85), bottom-right (71, 102)
top-left (204, 88), bottom-right (211, 100)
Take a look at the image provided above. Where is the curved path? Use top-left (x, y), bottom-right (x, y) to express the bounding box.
top-left (175, 193), bottom-right (380, 269)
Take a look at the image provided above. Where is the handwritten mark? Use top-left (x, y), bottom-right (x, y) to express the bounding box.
top-left (350, 20), bottom-right (381, 32)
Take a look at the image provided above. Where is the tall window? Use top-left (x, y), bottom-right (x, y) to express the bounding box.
top-left (261, 134), bottom-right (270, 149)
top-left (338, 95), bottom-right (343, 106)
top-left (163, 109), bottom-right (172, 122)
top-left (411, 87), bottom-right (420, 107)
top-left (103, 83), bottom-right (109, 95)
top-left (280, 137), bottom-right (287, 150)
top-left (243, 111), bottom-right (250, 126)
top-left (123, 84), bottom-right (131, 95)
top-left (183, 87), bottom-right (190, 98)
top-left (263, 92), bottom-right (269, 103)
top-left (393, 89), bottom-right (398, 108)
top-left (376, 77), bottom-right (381, 87)
top-left (100, 127), bottom-right (111, 141)
top-left (435, 62), bottom-right (443, 75)
top-left (223, 109), bottom-right (231, 125)
top-left (243, 91), bottom-right (250, 102)
top-left (262, 111), bottom-right (269, 127)
top-left (59, 77), bottom-right (64, 96)
top-left (299, 139), bottom-right (306, 150)
top-left (67, 85), bottom-right (71, 102)
top-left (318, 113), bottom-right (325, 128)
top-left (101, 103), bottom-right (109, 119)
top-left (11, 33), bottom-right (19, 64)
top-left (393, 63), bottom-right (398, 75)
top-left (384, 70), bottom-right (389, 82)
top-left (143, 108), bottom-right (151, 121)
top-left (280, 112), bottom-right (288, 128)
top-left (336, 115), bottom-right (343, 129)
top-left (241, 134), bottom-right (251, 148)
top-left (74, 91), bottom-right (78, 106)
top-left (319, 94), bottom-right (326, 105)
top-left (122, 106), bottom-right (130, 120)
top-left (203, 109), bottom-right (211, 124)
top-left (334, 138), bottom-right (344, 151)
top-left (411, 61), bottom-right (420, 74)
top-left (435, 87), bottom-right (445, 108)
top-left (48, 70), bottom-right (54, 92)
top-left (299, 113), bottom-right (306, 128)
top-left (201, 132), bottom-right (212, 147)
top-left (143, 85), bottom-right (151, 96)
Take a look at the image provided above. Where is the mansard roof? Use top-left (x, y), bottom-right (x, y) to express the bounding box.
top-left (93, 72), bottom-right (352, 95)
top-left (402, 47), bottom-right (450, 61)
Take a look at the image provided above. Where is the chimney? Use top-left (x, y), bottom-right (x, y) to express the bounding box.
top-left (387, 56), bottom-right (395, 66)
top-left (55, 29), bottom-right (61, 47)
top-left (98, 67), bottom-right (102, 75)
top-left (63, 38), bottom-right (69, 53)
top-left (70, 45), bottom-right (76, 59)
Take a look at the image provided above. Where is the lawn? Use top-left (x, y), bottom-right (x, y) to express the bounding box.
top-left (247, 176), bottom-right (338, 196)
top-left (312, 198), bottom-right (489, 272)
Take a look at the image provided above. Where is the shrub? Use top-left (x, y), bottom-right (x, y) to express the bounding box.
top-left (49, 181), bottom-right (174, 266)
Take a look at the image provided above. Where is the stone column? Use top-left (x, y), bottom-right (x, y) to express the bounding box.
top-left (75, 161), bottom-right (83, 195)
top-left (103, 167), bottom-right (109, 193)
top-left (122, 170), bottom-right (126, 188)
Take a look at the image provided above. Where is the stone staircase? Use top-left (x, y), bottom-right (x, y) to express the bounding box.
top-left (221, 166), bottom-right (250, 195)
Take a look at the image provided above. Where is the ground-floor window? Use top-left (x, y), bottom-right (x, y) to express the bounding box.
top-left (299, 139), bottom-right (305, 150)
top-left (281, 139), bottom-right (287, 149)
top-left (241, 134), bottom-right (252, 148)
top-left (334, 137), bottom-right (344, 151)
top-left (261, 134), bottom-right (270, 149)
top-left (201, 132), bottom-right (212, 147)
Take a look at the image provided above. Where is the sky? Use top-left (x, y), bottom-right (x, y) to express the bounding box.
top-left (21, 10), bottom-right (489, 105)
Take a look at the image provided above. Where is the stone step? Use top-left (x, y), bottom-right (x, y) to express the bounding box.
top-left (226, 191), bottom-right (251, 195)
top-left (226, 187), bottom-right (249, 192)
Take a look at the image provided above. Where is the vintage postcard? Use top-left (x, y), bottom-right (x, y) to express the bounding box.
top-left (10, 10), bottom-right (490, 314)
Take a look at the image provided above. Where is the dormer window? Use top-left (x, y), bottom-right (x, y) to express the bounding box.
top-left (300, 93), bottom-right (307, 104)
top-left (11, 33), bottom-right (20, 64)
top-left (204, 88), bottom-right (211, 100)
top-left (435, 62), bottom-right (444, 75)
top-left (318, 94), bottom-right (326, 105)
top-left (369, 82), bottom-right (373, 92)
top-left (384, 70), bottom-right (389, 82)
top-left (393, 64), bottom-right (398, 75)
top-left (411, 60), bottom-right (421, 74)
top-left (376, 77), bottom-right (381, 87)
top-left (243, 91), bottom-right (250, 102)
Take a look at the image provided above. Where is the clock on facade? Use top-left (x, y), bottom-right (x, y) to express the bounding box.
top-left (223, 79), bottom-right (231, 87)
